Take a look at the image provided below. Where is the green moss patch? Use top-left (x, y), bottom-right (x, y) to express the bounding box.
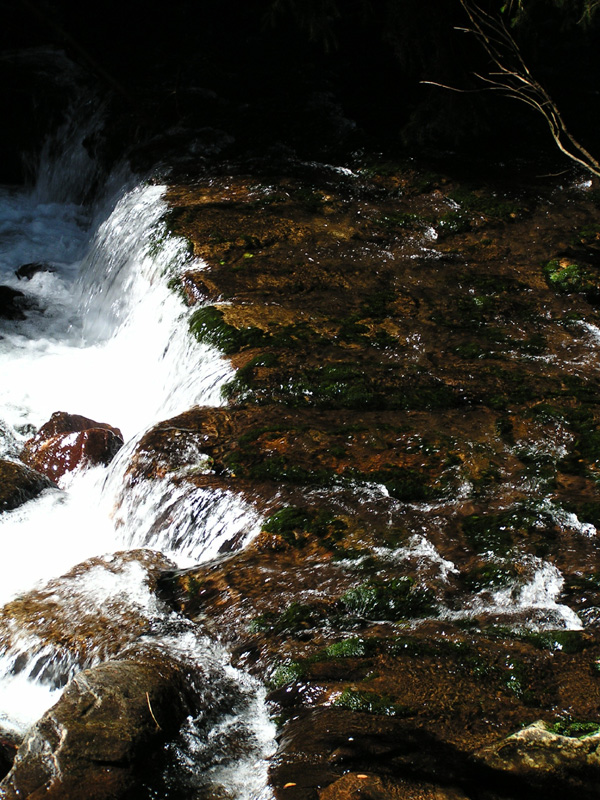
top-left (340, 577), bottom-right (436, 621)
top-left (543, 259), bottom-right (600, 301)
top-left (548, 718), bottom-right (600, 738)
top-left (262, 506), bottom-right (347, 547)
top-left (462, 506), bottom-right (555, 556)
top-left (249, 601), bottom-right (323, 635)
top-left (333, 688), bottom-right (410, 716)
top-left (189, 305), bottom-right (269, 354)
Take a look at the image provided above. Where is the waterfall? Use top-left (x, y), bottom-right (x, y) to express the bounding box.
top-left (0, 115), bottom-right (274, 795)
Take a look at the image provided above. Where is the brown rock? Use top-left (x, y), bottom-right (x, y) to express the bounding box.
top-left (21, 412), bottom-right (124, 481)
top-left (22, 428), bottom-right (124, 482)
top-left (0, 654), bottom-right (196, 800)
top-left (26, 411), bottom-right (123, 441)
top-left (479, 721), bottom-right (600, 793)
top-left (318, 773), bottom-right (469, 800)
top-left (0, 459), bottom-right (55, 512)
top-left (0, 550), bottom-right (178, 679)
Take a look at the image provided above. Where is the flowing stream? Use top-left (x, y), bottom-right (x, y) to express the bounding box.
top-left (0, 127), bottom-right (273, 796)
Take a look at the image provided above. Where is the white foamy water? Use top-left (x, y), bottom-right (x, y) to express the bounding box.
top-left (0, 169), bottom-right (273, 778)
top-left (451, 556), bottom-right (583, 631)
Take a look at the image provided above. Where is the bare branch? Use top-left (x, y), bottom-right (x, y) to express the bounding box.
top-left (451, 0), bottom-right (600, 177)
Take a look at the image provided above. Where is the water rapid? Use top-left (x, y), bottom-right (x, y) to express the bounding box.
top-left (0, 147), bottom-right (273, 795)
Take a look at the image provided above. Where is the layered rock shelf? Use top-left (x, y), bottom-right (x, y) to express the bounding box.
top-left (141, 157), bottom-right (600, 799)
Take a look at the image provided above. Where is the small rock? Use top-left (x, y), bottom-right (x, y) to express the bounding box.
top-left (28, 411), bottom-right (123, 441)
top-left (0, 459), bottom-right (55, 513)
top-left (14, 262), bottom-right (55, 281)
top-left (21, 412), bottom-right (124, 482)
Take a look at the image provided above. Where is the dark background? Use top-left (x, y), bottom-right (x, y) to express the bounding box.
top-left (1, 0), bottom-right (599, 183)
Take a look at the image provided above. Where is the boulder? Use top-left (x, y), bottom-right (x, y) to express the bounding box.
top-left (21, 412), bottom-right (124, 482)
top-left (0, 550), bottom-right (178, 679)
top-left (0, 653), bottom-right (197, 800)
top-left (0, 459), bottom-right (55, 512)
top-left (479, 721), bottom-right (600, 795)
top-left (14, 262), bottom-right (55, 281)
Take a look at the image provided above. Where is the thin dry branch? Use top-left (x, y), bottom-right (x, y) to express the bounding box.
top-left (427, 0), bottom-right (600, 176)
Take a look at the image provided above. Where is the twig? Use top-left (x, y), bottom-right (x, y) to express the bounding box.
top-left (146, 692), bottom-right (161, 730)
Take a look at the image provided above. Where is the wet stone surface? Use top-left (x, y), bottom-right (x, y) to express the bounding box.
top-left (132, 157), bottom-right (600, 797)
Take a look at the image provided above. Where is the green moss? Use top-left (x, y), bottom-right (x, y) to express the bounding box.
top-left (294, 188), bottom-right (325, 213)
top-left (341, 577), bottom-right (436, 620)
top-left (269, 660), bottom-right (306, 688)
top-left (333, 688), bottom-right (410, 716)
top-left (462, 564), bottom-right (516, 593)
top-left (189, 306), bottom-right (269, 354)
top-left (436, 210), bottom-right (471, 236)
top-left (543, 259), bottom-right (600, 300)
top-left (249, 602), bottom-right (322, 635)
top-left (225, 450), bottom-right (336, 486)
top-left (324, 636), bottom-right (377, 658)
top-left (514, 630), bottom-right (587, 654)
top-left (462, 506), bottom-right (553, 556)
top-left (548, 718), bottom-right (600, 738)
top-left (449, 189), bottom-right (522, 221)
top-left (364, 465), bottom-right (436, 502)
top-left (373, 212), bottom-right (427, 231)
top-left (503, 658), bottom-right (537, 705)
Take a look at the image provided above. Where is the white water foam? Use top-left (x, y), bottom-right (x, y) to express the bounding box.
top-left (454, 556), bottom-right (583, 630)
top-left (0, 176), bottom-right (261, 745)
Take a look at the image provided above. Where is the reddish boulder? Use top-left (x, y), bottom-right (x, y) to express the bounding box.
top-left (21, 412), bottom-right (124, 482)
top-left (0, 459), bottom-right (55, 512)
top-left (28, 411), bottom-right (123, 441)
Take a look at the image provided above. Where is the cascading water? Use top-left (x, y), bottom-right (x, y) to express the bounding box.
top-left (0, 119), bottom-right (273, 796)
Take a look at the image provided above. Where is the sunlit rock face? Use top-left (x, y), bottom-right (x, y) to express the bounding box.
top-left (0, 549), bottom-right (178, 683)
top-left (21, 412), bottom-right (124, 483)
top-left (0, 460), bottom-right (55, 513)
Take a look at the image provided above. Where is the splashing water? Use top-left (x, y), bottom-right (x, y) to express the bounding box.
top-left (0, 168), bottom-right (273, 793)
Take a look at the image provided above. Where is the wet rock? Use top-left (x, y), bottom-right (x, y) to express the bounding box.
top-left (21, 411), bottom-right (124, 482)
top-left (0, 730), bottom-right (21, 782)
top-left (0, 286), bottom-right (28, 320)
top-left (0, 550), bottom-right (178, 683)
top-left (27, 411), bottom-right (123, 441)
top-left (318, 772), bottom-right (469, 800)
top-left (0, 653), bottom-right (196, 800)
top-left (155, 163), bottom-right (600, 799)
top-left (14, 262), bottom-right (55, 281)
top-left (480, 721), bottom-right (600, 794)
top-left (0, 459), bottom-right (55, 512)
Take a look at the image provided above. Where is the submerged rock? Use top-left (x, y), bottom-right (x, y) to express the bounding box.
top-left (0, 653), bottom-right (196, 800)
top-left (21, 411), bottom-right (124, 482)
top-left (0, 459), bottom-right (55, 512)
